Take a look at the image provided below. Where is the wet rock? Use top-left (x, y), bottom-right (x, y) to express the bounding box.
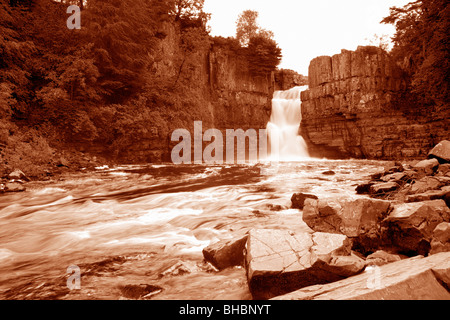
top-left (291, 193), bottom-right (318, 210)
top-left (355, 182), bottom-right (374, 195)
top-left (413, 158), bottom-right (440, 176)
top-left (365, 250), bottom-right (402, 267)
top-left (8, 169), bottom-right (29, 182)
top-left (428, 140), bottom-right (450, 164)
top-left (272, 252), bottom-right (450, 300)
top-left (430, 222), bottom-right (450, 255)
top-left (382, 200), bottom-right (450, 255)
top-left (303, 198), bottom-right (392, 254)
top-left (369, 181), bottom-right (400, 195)
top-left (159, 261), bottom-right (195, 278)
top-left (119, 284), bottom-right (163, 300)
top-left (202, 235), bottom-right (248, 270)
top-left (4, 182), bottom-right (26, 192)
top-left (266, 204), bottom-right (285, 211)
top-left (245, 229), bottom-right (362, 300)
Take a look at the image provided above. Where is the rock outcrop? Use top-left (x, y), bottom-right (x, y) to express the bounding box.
top-left (302, 197), bottom-right (392, 254)
top-left (202, 235), bottom-right (248, 270)
top-left (244, 229), bottom-right (365, 300)
top-left (382, 200), bottom-right (450, 255)
top-left (272, 252), bottom-right (450, 300)
top-left (300, 46), bottom-right (449, 159)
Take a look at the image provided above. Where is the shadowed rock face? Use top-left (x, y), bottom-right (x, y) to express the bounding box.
top-left (300, 46), bottom-right (449, 160)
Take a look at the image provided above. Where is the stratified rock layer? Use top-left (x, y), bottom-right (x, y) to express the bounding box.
top-left (301, 46), bottom-right (449, 159)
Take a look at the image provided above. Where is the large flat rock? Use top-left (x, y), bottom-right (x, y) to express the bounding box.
top-left (245, 229), bottom-right (364, 300)
top-left (272, 252), bottom-right (450, 300)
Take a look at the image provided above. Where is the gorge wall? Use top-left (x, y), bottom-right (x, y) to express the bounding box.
top-left (119, 22), bottom-right (273, 163)
top-left (301, 46), bottom-right (449, 160)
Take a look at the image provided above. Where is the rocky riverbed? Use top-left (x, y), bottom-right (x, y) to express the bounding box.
top-left (202, 140), bottom-right (450, 300)
top-left (1, 141), bottom-right (449, 300)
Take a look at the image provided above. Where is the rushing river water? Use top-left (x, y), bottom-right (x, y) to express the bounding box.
top-left (0, 160), bottom-right (389, 300)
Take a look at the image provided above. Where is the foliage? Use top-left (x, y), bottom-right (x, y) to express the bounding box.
top-left (235, 10), bottom-right (282, 77)
top-left (382, 0), bottom-right (449, 107)
top-left (246, 36), bottom-right (282, 77)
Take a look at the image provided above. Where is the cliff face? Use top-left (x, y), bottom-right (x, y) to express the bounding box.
top-left (119, 23), bottom-right (272, 163)
top-left (301, 46), bottom-right (449, 159)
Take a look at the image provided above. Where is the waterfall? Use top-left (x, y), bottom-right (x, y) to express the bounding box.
top-left (267, 85), bottom-right (310, 161)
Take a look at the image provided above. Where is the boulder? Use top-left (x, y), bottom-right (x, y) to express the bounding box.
top-left (245, 229), bottom-right (364, 300)
top-left (369, 182), bottom-right (400, 195)
top-left (437, 163), bottom-right (450, 176)
top-left (409, 176), bottom-right (443, 194)
top-left (302, 198), bottom-right (342, 234)
top-left (202, 235), bottom-right (248, 270)
top-left (406, 187), bottom-right (450, 203)
top-left (8, 169), bottom-right (29, 182)
top-left (382, 200), bottom-right (450, 255)
top-left (430, 222), bottom-right (450, 255)
top-left (428, 140), bottom-right (450, 164)
top-left (413, 158), bottom-right (440, 176)
top-left (272, 252), bottom-right (450, 300)
top-left (303, 197), bottom-right (392, 254)
top-left (4, 182), bottom-right (26, 192)
top-left (365, 250), bottom-right (402, 267)
top-left (291, 193), bottom-right (318, 210)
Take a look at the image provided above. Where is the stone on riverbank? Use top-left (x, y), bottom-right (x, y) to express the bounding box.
top-left (413, 158), bottom-right (440, 177)
top-left (4, 182), bottom-right (26, 192)
top-left (202, 235), bottom-right (248, 270)
top-left (430, 222), bottom-right (450, 255)
top-left (272, 252), bottom-right (450, 300)
top-left (303, 198), bottom-right (392, 254)
top-left (382, 200), bottom-right (450, 255)
top-left (291, 193), bottom-right (318, 210)
top-left (244, 229), bottom-right (364, 300)
top-left (8, 169), bottom-right (30, 182)
top-left (428, 140), bottom-right (450, 164)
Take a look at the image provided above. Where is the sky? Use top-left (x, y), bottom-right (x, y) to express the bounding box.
top-left (203, 0), bottom-right (411, 75)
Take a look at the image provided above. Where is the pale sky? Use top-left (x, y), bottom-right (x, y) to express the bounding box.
top-left (204, 0), bottom-right (411, 75)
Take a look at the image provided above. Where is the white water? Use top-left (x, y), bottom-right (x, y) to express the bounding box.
top-left (267, 86), bottom-right (310, 161)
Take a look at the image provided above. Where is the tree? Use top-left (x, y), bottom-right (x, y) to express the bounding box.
top-left (246, 36), bottom-right (282, 77)
top-left (235, 9), bottom-right (281, 77)
top-left (382, 0), bottom-right (449, 107)
top-left (236, 10), bottom-right (274, 47)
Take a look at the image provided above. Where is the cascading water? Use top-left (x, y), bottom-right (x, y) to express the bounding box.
top-left (267, 85), bottom-right (310, 161)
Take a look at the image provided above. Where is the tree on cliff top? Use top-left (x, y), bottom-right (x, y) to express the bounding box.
top-left (382, 0), bottom-right (449, 107)
top-left (236, 10), bottom-right (274, 47)
top-left (235, 10), bottom-right (282, 77)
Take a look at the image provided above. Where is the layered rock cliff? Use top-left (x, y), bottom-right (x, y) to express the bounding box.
top-left (118, 23), bottom-right (273, 163)
top-left (301, 46), bottom-right (449, 159)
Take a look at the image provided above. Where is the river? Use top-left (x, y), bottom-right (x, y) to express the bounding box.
top-left (0, 160), bottom-right (388, 300)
